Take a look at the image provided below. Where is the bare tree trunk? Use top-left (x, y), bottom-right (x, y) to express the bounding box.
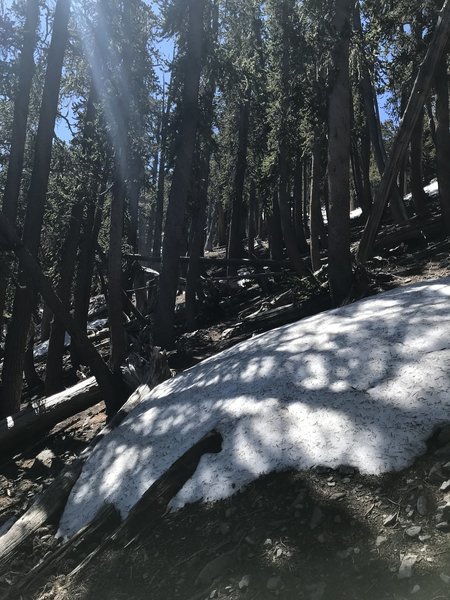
top-left (309, 142), bottom-right (322, 272)
top-left (0, 0), bottom-right (71, 418)
top-left (293, 161), bottom-right (308, 252)
top-left (227, 96), bottom-right (250, 265)
top-left (410, 109), bottom-right (427, 216)
top-left (0, 0), bottom-right (40, 339)
top-left (434, 53), bottom-right (450, 231)
top-left (248, 180), bottom-right (256, 255)
top-left (152, 82), bottom-right (171, 260)
top-left (270, 188), bottom-right (284, 261)
top-left (153, 0), bottom-right (205, 348)
top-left (328, 0), bottom-right (353, 306)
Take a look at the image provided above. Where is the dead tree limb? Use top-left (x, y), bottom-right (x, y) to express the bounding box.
top-left (357, 0), bottom-right (450, 262)
top-left (0, 376), bottom-right (100, 453)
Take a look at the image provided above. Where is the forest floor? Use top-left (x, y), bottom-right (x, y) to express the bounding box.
top-left (3, 214), bottom-right (450, 600)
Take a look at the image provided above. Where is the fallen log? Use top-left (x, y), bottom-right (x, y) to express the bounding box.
top-left (126, 253), bottom-right (305, 270)
top-left (224, 294), bottom-right (331, 338)
top-left (0, 359), bottom-right (171, 570)
top-left (59, 430), bottom-right (223, 583)
top-left (0, 459), bottom-right (84, 568)
top-left (0, 376), bottom-right (101, 454)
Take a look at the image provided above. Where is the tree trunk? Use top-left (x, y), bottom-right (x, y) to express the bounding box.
top-left (309, 141), bottom-right (323, 272)
top-left (434, 53), bottom-right (450, 231)
top-left (0, 0), bottom-right (72, 418)
top-left (410, 108), bottom-right (427, 216)
top-left (354, 2), bottom-right (408, 224)
top-left (293, 161), bottom-right (308, 252)
top-left (328, 0), bottom-right (353, 306)
top-left (227, 96), bottom-right (251, 265)
top-left (153, 0), bottom-right (205, 348)
top-left (44, 201), bottom-right (83, 394)
top-left (270, 189), bottom-right (284, 261)
top-left (0, 0), bottom-right (40, 338)
top-left (248, 180), bottom-right (256, 255)
top-left (0, 212), bottom-right (126, 417)
top-left (358, 0), bottom-right (450, 262)
top-left (152, 83), bottom-right (171, 260)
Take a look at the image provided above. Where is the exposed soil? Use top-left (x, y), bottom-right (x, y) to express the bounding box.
top-left (2, 220), bottom-right (450, 600)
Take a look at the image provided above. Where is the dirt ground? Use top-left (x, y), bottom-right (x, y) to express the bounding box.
top-left (2, 220), bottom-right (450, 600)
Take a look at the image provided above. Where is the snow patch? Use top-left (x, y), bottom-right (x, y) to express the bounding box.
top-left (59, 279), bottom-right (450, 537)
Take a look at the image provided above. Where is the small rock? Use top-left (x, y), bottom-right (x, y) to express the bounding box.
top-left (331, 492), bottom-right (346, 501)
top-left (416, 495), bottom-right (428, 516)
top-left (238, 575), bottom-right (251, 590)
top-left (310, 506), bottom-right (323, 530)
top-left (436, 521), bottom-right (450, 532)
top-left (383, 513), bottom-right (397, 527)
top-left (440, 480), bottom-right (450, 492)
top-left (419, 534), bottom-right (431, 542)
top-left (264, 538), bottom-right (272, 546)
top-left (275, 547), bottom-right (283, 558)
top-left (267, 576), bottom-right (281, 591)
top-left (411, 584), bottom-right (421, 594)
top-left (405, 526), bottom-right (422, 538)
top-left (398, 554), bottom-right (417, 579)
top-left (376, 535), bottom-right (387, 547)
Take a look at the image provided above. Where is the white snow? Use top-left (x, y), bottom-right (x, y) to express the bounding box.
top-left (59, 278), bottom-right (450, 537)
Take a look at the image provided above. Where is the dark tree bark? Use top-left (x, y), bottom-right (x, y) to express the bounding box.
top-left (248, 180), bottom-right (256, 255)
top-left (0, 0), bottom-right (72, 417)
top-left (153, 0), bottom-right (205, 348)
top-left (270, 189), bottom-right (284, 261)
top-left (327, 0), bottom-right (353, 306)
top-left (0, 0), bottom-right (40, 337)
top-left (185, 0), bottom-right (218, 330)
top-left (434, 53), bottom-right (450, 231)
top-left (410, 109), bottom-right (427, 216)
top-left (309, 140), bottom-right (323, 272)
top-left (152, 81), bottom-right (171, 260)
top-left (227, 95), bottom-right (251, 264)
top-left (293, 161), bottom-right (309, 252)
